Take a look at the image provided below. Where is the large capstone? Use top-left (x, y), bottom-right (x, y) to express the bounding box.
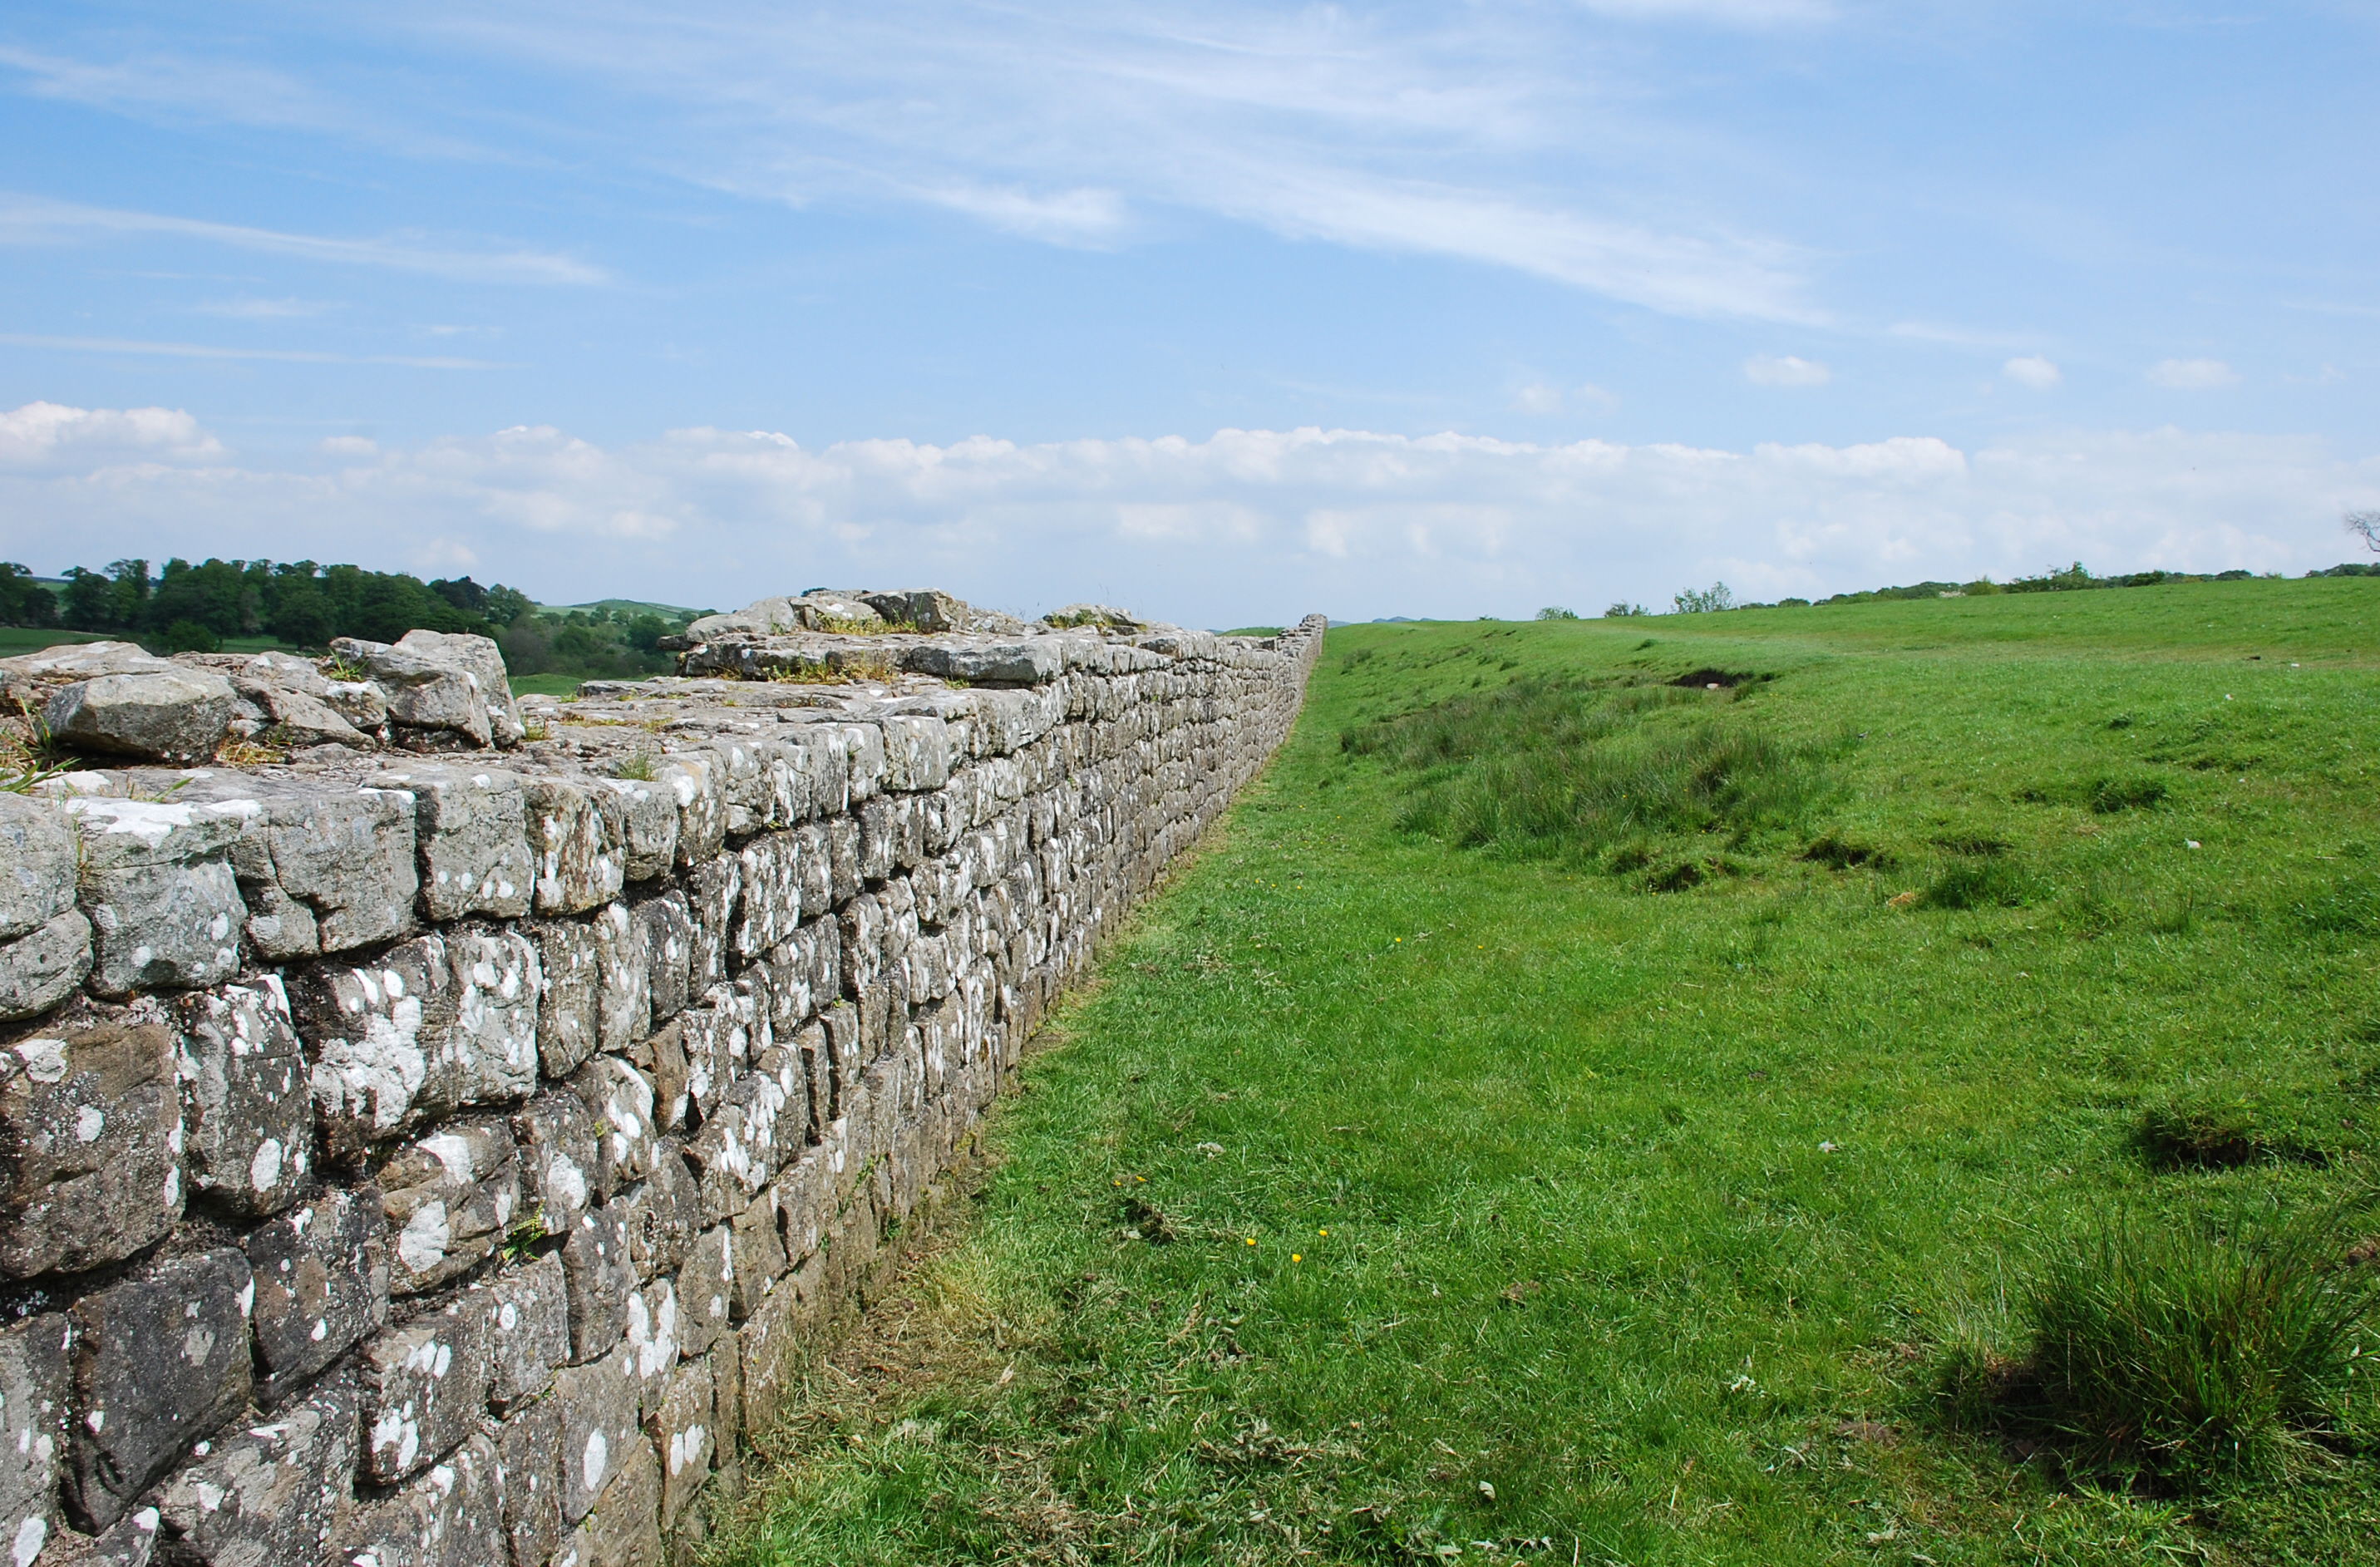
top-left (42, 670), bottom-right (238, 763)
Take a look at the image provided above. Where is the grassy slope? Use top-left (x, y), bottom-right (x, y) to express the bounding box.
top-left (717, 579), bottom-right (2380, 1566)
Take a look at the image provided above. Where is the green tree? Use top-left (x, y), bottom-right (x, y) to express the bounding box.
top-left (0, 564), bottom-right (57, 627)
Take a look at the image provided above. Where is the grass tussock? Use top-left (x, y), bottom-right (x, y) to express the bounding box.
top-left (1938, 1197), bottom-right (2380, 1487)
top-left (1344, 678), bottom-right (1836, 867)
top-left (2134, 1091), bottom-right (2334, 1170)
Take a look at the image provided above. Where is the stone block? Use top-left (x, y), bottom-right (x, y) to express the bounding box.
top-left (155, 1370), bottom-right (356, 1567)
top-left (289, 931), bottom-right (539, 1158)
top-left (513, 1090), bottom-right (599, 1236)
top-left (368, 764), bottom-right (535, 921)
top-left (43, 671), bottom-right (234, 764)
top-left (530, 918), bottom-right (601, 1079)
top-left (334, 638), bottom-right (495, 751)
top-left (67, 1248), bottom-right (253, 1531)
top-left (172, 978), bottom-right (311, 1217)
top-left (551, 1344), bottom-right (641, 1525)
top-left (0, 1313), bottom-right (68, 1567)
top-left (674, 993), bottom-right (751, 1126)
top-left (328, 1430), bottom-right (504, 1567)
top-left (676, 1226), bottom-right (733, 1362)
top-left (376, 1119), bottom-right (520, 1296)
top-left (0, 1004), bottom-right (181, 1279)
top-left (613, 1148), bottom-right (697, 1281)
top-left (241, 786), bottom-right (420, 954)
top-left (244, 1187), bottom-right (387, 1405)
top-left (684, 1057), bottom-right (794, 1228)
top-left (237, 678), bottom-right (366, 748)
top-left (569, 1056), bottom-right (657, 1194)
top-left (650, 1355), bottom-right (714, 1527)
top-left (626, 1278), bottom-right (679, 1419)
top-left (480, 1252), bottom-right (569, 1408)
top-left (709, 1329), bottom-right (744, 1468)
top-left (652, 751), bottom-right (722, 870)
top-left (495, 1398), bottom-right (564, 1567)
top-left (621, 1018), bottom-right (687, 1137)
top-left (682, 853), bottom-right (738, 994)
top-left (526, 781), bottom-right (623, 916)
top-left (67, 797), bottom-right (251, 998)
top-left (360, 1295), bottom-right (489, 1483)
top-left (560, 1206), bottom-right (635, 1365)
top-left (562, 1431), bottom-right (661, 1567)
top-left (392, 628), bottom-right (524, 746)
top-left (826, 813), bottom-right (861, 906)
top-left (592, 902), bottom-right (648, 1056)
top-left (0, 795), bottom-right (75, 943)
top-left (593, 778), bottom-right (678, 882)
top-left (0, 911), bottom-right (91, 1023)
top-left (725, 1190), bottom-right (785, 1323)
top-left (633, 894), bottom-right (692, 1027)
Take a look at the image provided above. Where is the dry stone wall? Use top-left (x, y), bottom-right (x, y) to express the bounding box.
top-left (0, 604), bottom-right (1324, 1567)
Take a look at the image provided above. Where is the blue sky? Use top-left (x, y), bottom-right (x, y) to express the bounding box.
top-left (3, 1), bottom-right (2377, 624)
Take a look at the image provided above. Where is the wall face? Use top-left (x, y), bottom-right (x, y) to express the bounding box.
top-left (0, 615), bottom-right (1323, 1567)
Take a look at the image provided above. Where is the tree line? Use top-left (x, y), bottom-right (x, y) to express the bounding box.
top-left (0, 557), bottom-right (697, 678)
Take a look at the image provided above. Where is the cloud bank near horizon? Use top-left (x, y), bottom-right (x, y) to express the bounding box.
top-left (3, 402), bottom-right (2373, 628)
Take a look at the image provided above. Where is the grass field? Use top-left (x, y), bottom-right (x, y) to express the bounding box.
top-left (712, 578), bottom-right (2380, 1566)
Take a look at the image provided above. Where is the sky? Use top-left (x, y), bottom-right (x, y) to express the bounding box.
top-left (2, 1), bottom-right (2378, 626)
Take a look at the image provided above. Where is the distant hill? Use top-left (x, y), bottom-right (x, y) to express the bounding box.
top-left (540, 598), bottom-right (713, 621)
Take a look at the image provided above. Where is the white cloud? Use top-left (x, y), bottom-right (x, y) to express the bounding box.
top-left (194, 297), bottom-right (340, 319)
top-left (1745, 353), bottom-right (1831, 387)
top-left (2, 403), bottom-right (2371, 625)
top-left (1510, 383), bottom-right (1565, 414)
top-left (2003, 355), bottom-right (2062, 388)
top-left (0, 401), bottom-right (222, 466)
top-left (0, 194), bottom-right (604, 285)
top-left (2148, 357), bottom-right (2240, 390)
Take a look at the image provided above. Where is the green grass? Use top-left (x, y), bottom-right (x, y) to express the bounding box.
top-left (713, 578), bottom-right (2380, 1566)
top-left (509, 673), bottom-right (589, 699)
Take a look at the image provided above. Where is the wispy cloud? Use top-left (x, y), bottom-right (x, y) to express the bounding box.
top-left (1745, 353), bottom-right (1830, 387)
top-left (379, 2), bottom-right (1822, 320)
top-left (2148, 357), bottom-right (2240, 390)
top-left (0, 194), bottom-right (604, 285)
top-left (194, 297), bottom-right (341, 319)
top-left (2003, 355), bottom-right (2062, 388)
top-left (0, 333), bottom-right (513, 370)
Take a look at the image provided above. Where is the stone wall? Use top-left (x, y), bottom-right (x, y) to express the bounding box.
top-left (0, 607), bottom-right (1324, 1566)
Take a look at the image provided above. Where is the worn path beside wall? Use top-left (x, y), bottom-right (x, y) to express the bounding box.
top-left (0, 610), bottom-right (1324, 1567)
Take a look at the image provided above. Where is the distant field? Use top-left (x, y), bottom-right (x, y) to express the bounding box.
top-left (714, 577), bottom-right (2380, 1566)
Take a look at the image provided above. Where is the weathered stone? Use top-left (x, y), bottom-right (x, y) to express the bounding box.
top-left (652, 752), bottom-right (723, 870)
top-left (368, 764), bottom-right (535, 921)
top-left (0, 1004), bottom-right (181, 1278)
top-left (674, 993), bottom-right (752, 1127)
top-left (551, 1343), bottom-right (642, 1525)
top-left (562, 1430), bottom-right (662, 1567)
top-left (288, 930), bottom-right (540, 1157)
top-left (0, 911), bottom-right (91, 1022)
top-left (592, 902), bottom-right (648, 1056)
top-left (236, 786), bottom-right (420, 954)
top-left (480, 1252), bottom-right (569, 1408)
top-left (67, 797), bottom-right (251, 998)
top-left (560, 1205), bottom-right (635, 1364)
top-left (361, 1295), bottom-right (490, 1483)
top-left (155, 1371), bottom-right (357, 1567)
top-left (237, 678), bottom-right (367, 748)
top-left (495, 1397), bottom-right (564, 1567)
top-left (709, 1328), bottom-right (745, 1471)
top-left (32, 1507), bottom-right (160, 1566)
top-left (244, 1187), bottom-right (388, 1404)
top-left (530, 917), bottom-right (601, 1078)
top-left (0, 1313), bottom-right (69, 1567)
top-left (569, 1056), bottom-right (657, 1194)
top-left (634, 894), bottom-right (693, 1027)
top-left (650, 1355), bottom-right (714, 1527)
top-left (321, 678), bottom-right (388, 732)
top-left (68, 1248), bottom-right (253, 1531)
top-left (613, 1148), bottom-right (697, 1281)
top-left (239, 649), bottom-right (329, 697)
top-left (677, 1226), bottom-right (734, 1361)
top-left (725, 1189), bottom-right (785, 1322)
top-left (625, 1278), bottom-right (679, 1417)
top-left (43, 671), bottom-right (235, 763)
top-left (172, 978), bottom-right (310, 1217)
top-left (593, 778), bottom-right (678, 882)
top-left (328, 1430), bottom-right (504, 1567)
top-left (0, 795), bottom-right (75, 943)
top-left (392, 628), bottom-right (525, 746)
top-left (526, 781), bottom-right (623, 916)
top-left (0, 643), bottom-right (170, 682)
top-left (685, 1047), bottom-right (800, 1225)
top-left (513, 1090), bottom-right (598, 1237)
top-left (682, 851), bottom-right (737, 993)
top-left (620, 1020), bottom-right (688, 1139)
top-left (376, 1118), bottom-right (520, 1295)
top-left (334, 639), bottom-right (495, 751)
